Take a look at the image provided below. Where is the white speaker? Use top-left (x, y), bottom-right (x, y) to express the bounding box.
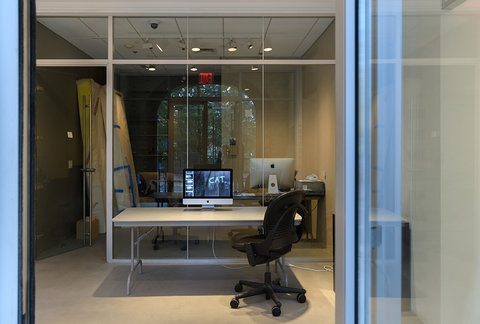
top-left (268, 174), bottom-right (279, 194)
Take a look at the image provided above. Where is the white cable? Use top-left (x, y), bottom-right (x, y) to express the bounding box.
top-left (211, 226), bottom-right (251, 270)
top-left (211, 226), bottom-right (334, 272)
top-left (286, 263), bottom-right (334, 272)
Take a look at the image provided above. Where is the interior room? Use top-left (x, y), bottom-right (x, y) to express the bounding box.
top-left (34, 14), bottom-right (336, 323)
top-left (0, 0), bottom-right (472, 323)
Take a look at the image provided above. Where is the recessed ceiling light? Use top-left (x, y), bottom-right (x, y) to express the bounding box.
top-left (190, 66), bottom-right (198, 72)
top-left (156, 44), bottom-right (163, 52)
top-left (145, 65), bottom-right (156, 71)
top-left (227, 39), bottom-right (238, 52)
top-left (244, 88), bottom-right (250, 91)
top-left (251, 66), bottom-right (259, 71)
top-left (192, 47), bottom-right (201, 52)
top-left (247, 41), bottom-right (253, 50)
top-left (264, 47), bottom-right (273, 52)
top-left (226, 86), bottom-right (231, 91)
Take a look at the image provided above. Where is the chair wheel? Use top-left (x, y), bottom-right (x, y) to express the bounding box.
top-left (234, 283), bottom-right (243, 292)
top-left (272, 306), bottom-right (281, 317)
top-left (297, 293), bottom-right (306, 303)
top-left (230, 298), bottom-right (239, 309)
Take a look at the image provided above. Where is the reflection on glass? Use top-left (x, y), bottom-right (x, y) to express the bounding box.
top-left (358, 1), bottom-right (480, 323)
top-left (35, 67), bottom-right (106, 259)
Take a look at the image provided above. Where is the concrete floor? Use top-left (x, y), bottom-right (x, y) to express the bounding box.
top-left (35, 237), bottom-right (336, 324)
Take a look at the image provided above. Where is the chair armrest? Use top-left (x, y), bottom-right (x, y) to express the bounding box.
top-left (293, 204), bottom-right (308, 243)
top-left (245, 244), bottom-right (257, 266)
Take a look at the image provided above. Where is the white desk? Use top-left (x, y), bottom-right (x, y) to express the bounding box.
top-left (113, 206), bottom-right (273, 295)
top-left (113, 206), bottom-right (268, 227)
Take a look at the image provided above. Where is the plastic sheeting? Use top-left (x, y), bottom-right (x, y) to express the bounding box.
top-left (76, 79), bottom-right (138, 233)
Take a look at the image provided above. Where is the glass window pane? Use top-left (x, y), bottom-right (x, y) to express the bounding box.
top-left (35, 67), bottom-right (106, 258)
top-left (37, 17), bottom-right (108, 59)
top-left (358, 1), bottom-right (480, 323)
top-left (113, 64), bottom-right (188, 259)
top-left (188, 18), bottom-right (263, 60)
top-left (184, 64), bottom-right (262, 259)
top-left (264, 65), bottom-right (335, 259)
top-left (263, 17), bottom-right (335, 60)
top-left (114, 17), bottom-right (188, 59)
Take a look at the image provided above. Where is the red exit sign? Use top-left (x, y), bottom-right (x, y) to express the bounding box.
top-left (199, 73), bottom-right (213, 84)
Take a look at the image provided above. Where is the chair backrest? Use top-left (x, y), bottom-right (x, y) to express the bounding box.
top-left (262, 190), bottom-right (306, 252)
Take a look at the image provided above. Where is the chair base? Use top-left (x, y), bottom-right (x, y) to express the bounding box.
top-left (230, 271), bottom-right (306, 317)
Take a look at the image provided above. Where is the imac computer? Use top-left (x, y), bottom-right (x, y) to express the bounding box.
top-left (183, 169), bottom-right (233, 208)
top-left (249, 158), bottom-right (295, 192)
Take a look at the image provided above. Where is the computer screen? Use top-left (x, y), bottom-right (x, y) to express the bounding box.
top-left (183, 169), bottom-right (233, 206)
top-left (249, 158), bottom-right (294, 191)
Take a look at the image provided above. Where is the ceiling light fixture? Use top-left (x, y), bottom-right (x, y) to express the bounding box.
top-left (226, 86), bottom-right (231, 91)
top-left (145, 65), bottom-right (156, 71)
top-left (190, 66), bottom-right (198, 72)
top-left (263, 47), bottom-right (273, 52)
top-left (227, 39), bottom-right (238, 52)
top-left (156, 43), bottom-right (163, 52)
top-left (247, 41), bottom-right (253, 50)
top-left (192, 47), bottom-right (201, 52)
top-left (178, 39), bottom-right (186, 51)
top-left (142, 42), bottom-right (154, 50)
top-left (251, 66), bottom-right (259, 71)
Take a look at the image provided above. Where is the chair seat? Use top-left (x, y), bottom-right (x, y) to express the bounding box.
top-left (232, 234), bottom-right (265, 252)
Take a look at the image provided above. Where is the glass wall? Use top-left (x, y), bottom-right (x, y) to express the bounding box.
top-left (36, 15), bottom-right (336, 262)
top-left (357, 1), bottom-right (480, 323)
top-left (35, 67), bottom-right (106, 259)
top-left (111, 17), bottom-right (336, 260)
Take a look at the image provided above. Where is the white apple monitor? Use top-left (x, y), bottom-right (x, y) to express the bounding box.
top-left (249, 158), bottom-right (295, 191)
top-left (183, 169), bottom-right (233, 208)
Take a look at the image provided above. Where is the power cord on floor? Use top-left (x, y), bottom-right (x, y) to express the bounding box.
top-left (211, 226), bottom-right (251, 270)
top-left (211, 227), bottom-right (334, 272)
top-left (286, 263), bottom-right (334, 272)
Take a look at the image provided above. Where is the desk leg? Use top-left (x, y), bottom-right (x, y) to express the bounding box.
top-left (186, 226), bottom-right (189, 259)
top-left (127, 227), bottom-right (142, 295)
top-left (126, 227), bottom-right (153, 295)
top-left (127, 227), bottom-right (136, 295)
top-left (137, 227), bottom-right (143, 274)
top-left (316, 198), bottom-right (327, 248)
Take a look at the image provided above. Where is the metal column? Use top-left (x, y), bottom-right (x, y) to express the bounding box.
top-left (81, 95), bottom-right (96, 246)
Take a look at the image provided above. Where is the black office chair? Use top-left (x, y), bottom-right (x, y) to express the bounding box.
top-left (230, 190), bottom-right (307, 317)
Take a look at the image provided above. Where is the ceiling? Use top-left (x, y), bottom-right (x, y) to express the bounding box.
top-left (37, 17), bottom-right (334, 60)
